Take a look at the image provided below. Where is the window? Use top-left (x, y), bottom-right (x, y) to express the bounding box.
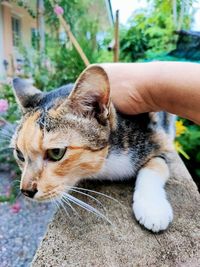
top-left (12, 16), bottom-right (21, 47)
top-left (31, 28), bottom-right (38, 49)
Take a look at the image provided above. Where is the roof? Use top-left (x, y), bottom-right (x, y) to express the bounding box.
top-left (105, 0), bottom-right (114, 25)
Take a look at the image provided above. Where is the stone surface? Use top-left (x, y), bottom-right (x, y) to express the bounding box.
top-left (32, 153), bottom-right (200, 267)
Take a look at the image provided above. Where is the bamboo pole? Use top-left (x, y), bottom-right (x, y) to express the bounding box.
top-left (172, 0), bottom-right (177, 28)
top-left (50, 0), bottom-right (90, 67)
top-left (177, 0), bottom-right (186, 31)
top-left (57, 15), bottom-right (90, 66)
top-left (114, 10), bottom-right (119, 62)
top-left (37, 0), bottom-right (45, 55)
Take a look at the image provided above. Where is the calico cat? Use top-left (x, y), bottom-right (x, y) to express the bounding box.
top-left (11, 65), bottom-right (175, 232)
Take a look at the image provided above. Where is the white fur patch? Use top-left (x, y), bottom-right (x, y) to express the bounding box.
top-left (133, 168), bottom-right (173, 232)
top-left (96, 151), bottom-right (134, 180)
top-left (168, 114), bottom-right (177, 140)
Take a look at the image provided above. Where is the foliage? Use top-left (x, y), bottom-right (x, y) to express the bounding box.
top-left (176, 121), bottom-right (200, 185)
top-left (12, 0), bottom-right (36, 18)
top-left (21, 34), bottom-right (112, 91)
top-left (15, 0), bottom-right (113, 90)
top-left (120, 0), bottom-right (193, 61)
top-left (0, 84), bottom-right (21, 122)
top-left (45, 0), bottom-right (91, 36)
top-left (0, 84), bottom-right (21, 202)
top-left (41, 0), bottom-right (112, 89)
top-left (0, 182), bottom-right (19, 204)
top-left (175, 120), bottom-right (189, 160)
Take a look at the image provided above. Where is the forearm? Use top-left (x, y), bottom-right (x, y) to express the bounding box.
top-left (101, 62), bottom-right (200, 124)
top-left (148, 62), bottom-right (200, 124)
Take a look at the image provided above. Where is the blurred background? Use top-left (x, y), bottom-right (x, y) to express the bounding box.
top-left (0, 0), bottom-right (200, 266)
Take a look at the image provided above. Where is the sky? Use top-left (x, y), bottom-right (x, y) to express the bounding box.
top-left (111, 0), bottom-right (147, 25)
top-left (111, 0), bottom-right (200, 30)
top-left (192, 1), bottom-right (200, 30)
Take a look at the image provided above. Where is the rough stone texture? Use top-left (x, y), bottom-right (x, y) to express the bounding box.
top-left (32, 153), bottom-right (200, 267)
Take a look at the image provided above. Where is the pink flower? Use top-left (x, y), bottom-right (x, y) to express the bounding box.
top-left (11, 202), bottom-right (21, 213)
top-left (0, 99), bottom-right (8, 113)
top-left (54, 5), bottom-right (64, 15)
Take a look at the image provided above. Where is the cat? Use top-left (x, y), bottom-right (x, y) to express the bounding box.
top-left (11, 65), bottom-right (175, 232)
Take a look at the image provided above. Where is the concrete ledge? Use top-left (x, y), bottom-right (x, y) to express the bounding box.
top-left (32, 153), bottom-right (200, 267)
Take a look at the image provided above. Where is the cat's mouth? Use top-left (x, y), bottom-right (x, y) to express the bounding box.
top-left (21, 186), bottom-right (63, 202)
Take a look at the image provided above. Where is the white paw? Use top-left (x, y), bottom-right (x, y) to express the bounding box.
top-left (133, 190), bottom-right (173, 232)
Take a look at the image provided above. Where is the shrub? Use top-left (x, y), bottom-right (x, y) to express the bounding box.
top-left (176, 120), bottom-right (200, 189)
top-left (0, 84), bottom-right (21, 202)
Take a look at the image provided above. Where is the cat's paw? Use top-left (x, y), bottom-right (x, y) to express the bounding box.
top-left (133, 190), bottom-right (173, 232)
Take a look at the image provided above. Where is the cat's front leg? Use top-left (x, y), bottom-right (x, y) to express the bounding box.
top-left (133, 157), bottom-right (173, 232)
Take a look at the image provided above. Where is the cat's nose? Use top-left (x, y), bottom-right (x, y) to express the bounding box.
top-left (21, 188), bottom-right (38, 198)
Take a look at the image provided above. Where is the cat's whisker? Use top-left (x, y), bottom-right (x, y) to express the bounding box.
top-left (11, 179), bottom-right (21, 185)
top-left (0, 137), bottom-right (12, 141)
top-left (0, 126), bottom-right (16, 149)
top-left (62, 192), bottom-right (113, 225)
top-left (65, 185), bottom-right (127, 212)
top-left (60, 195), bottom-right (82, 219)
top-left (51, 195), bottom-right (62, 213)
top-left (48, 192), bottom-right (71, 218)
top-left (0, 130), bottom-right (13, 134)
top-left (62, 193), bottom-right (96, 218)
top-left (0, 132), bottom-right (13, 138)
top-left (0, 149), bottom-right (12, 155)
top-left (0, 127), bottom-right (14, 134)
top-left (57, 197), bottom-right (71, 218)
top-left (14, 190), bottom-right (22, 201)
top-left (56, 189), bottom-right (81, 217)
top-left (0, 141), bottom-right (12, 146)
top-left (49, 193), bottom-right (59, 212)
top-left (0, 146), bottom-right (13, 151)
top-left (53, 200), bottom-right (61, 213)
top-left (66, 187), bottom-right (106, 211)
top-left (49, 196), bottom-right (54, 208)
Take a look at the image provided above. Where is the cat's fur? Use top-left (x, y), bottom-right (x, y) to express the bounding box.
top-left (12, 65), bottom-right (175, 232)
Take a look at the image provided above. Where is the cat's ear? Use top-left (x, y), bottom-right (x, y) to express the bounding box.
top-left (12, 78), bottom-right (43, 113)
top-left (67, 65), bottom-right (110, 124)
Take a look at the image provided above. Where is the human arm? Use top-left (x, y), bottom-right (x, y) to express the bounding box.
top-left (100, 62), bottom-right (200, 125)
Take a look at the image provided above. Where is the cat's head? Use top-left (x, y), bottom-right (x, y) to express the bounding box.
top-left (11, 65), bottom-right (116, 201)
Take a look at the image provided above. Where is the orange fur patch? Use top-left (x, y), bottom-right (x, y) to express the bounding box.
top-left (54, 146), bottom-right (108, 177)
top-left (144, 157), bottom-right (169, 176)
top-left (17, 112), bottom-right (44, 156)
top-left (151, 130), bottom-right (174, 153)
top-left (17, 112), bottom-right (45, 191)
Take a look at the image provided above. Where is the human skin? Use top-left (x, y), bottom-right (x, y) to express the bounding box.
top-left (100, 62), bottom-right (200, 125)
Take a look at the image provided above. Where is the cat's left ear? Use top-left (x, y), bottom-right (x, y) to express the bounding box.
top-left (12, 78), bottom-right (43, 113)
top-left (67, 65), bottom-right (110, 124)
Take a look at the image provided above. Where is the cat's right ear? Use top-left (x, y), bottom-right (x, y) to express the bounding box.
top-left (64, 65), bottom-right (111, 125)
top-left (12, 78), bottom-right (43, 113)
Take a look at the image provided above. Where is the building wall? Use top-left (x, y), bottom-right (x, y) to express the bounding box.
top-left (89, 0), bottom-right (113, 31)
top-left (2, 3), bottom-right (13, 75)
top-left (1, 1), bottom-right (37, 76)
top-left (11, 2), bottom-right (37, 48)
top-left (0, 5), bottom-right (5, 80)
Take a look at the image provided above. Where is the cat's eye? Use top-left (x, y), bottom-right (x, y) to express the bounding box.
top-left (15, 149), bottom-right (25, 162)
top-left (46, 148), bottom-right (66, 161)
